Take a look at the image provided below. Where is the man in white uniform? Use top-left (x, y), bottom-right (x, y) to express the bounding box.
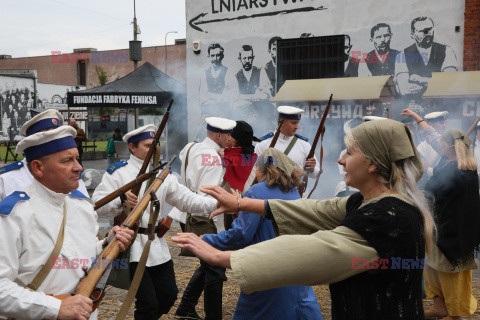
top-left (0, 109), bottom-right (88, 200)
top-left (174, 117), bottom-right (236, 320)
top-left (92, 125), bottom-right (217, 320)
top-left (417, 111), bottom-right (448, 178)
top-left (0, 125), bottom-right (133, 320)
top-left (255, 106), bottom-right (319, 179)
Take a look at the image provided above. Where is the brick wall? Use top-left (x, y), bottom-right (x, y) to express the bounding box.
top-left (0, 44), bottom-right (186, 88)
top-left (464, 0), bottom-right (480, 70)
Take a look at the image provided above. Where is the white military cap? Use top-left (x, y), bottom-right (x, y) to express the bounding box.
top-left (363, 116), bottom-right (388, 121)
top-left (123, 124), bottom-right (157, 144)
top-left (424, 111), bottom-right (448, 121)
top-left (16, 126), bottom-right (77, 162)
top-left (205, 117), bottom-right (236, 134)
top-left (20, 109), bottom-right (64, 136)
top-left (343, 118), bottom-right (363, 134)
top-left (277, 106), bottom-right (304, 120)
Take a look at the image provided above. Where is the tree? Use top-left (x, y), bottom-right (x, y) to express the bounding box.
top-left (95, 66), bottom-right (116, 116)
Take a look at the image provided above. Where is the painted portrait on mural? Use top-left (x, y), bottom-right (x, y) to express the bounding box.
top-left (345, 16), bottom-right (459, 98)
top-left (395, 16), bottom-right (458, 96)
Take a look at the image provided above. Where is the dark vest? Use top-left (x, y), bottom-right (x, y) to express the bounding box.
top-left (329, 193), bottom-right (425, 320)
top-left (235, 67), bottom-right (261, 94)
top-left (404, 42), bottom-right (446, 77)
top-left (205, 65), bottom-right (227, 94)
top-left (366, 49), bottom-right (399, 76)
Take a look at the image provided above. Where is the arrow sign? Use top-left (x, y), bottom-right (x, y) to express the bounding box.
top-left (189, 6), bottom-right (327, 33)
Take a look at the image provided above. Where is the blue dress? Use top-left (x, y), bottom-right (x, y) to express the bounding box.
top-left (203, 181), bottom-right (323, 320)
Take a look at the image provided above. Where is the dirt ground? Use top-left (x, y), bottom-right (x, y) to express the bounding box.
top-left (98, 225), bottom-right (480, 320)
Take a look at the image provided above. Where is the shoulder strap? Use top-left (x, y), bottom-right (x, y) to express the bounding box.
top-left (27, 203), bottom-right (67, 291)
top-left (284, 136), bottom-right (299, 156)
top-left (183, 142), bottom-right (197, 189)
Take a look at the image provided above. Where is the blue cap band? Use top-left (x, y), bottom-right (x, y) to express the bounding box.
top-left (26, 118), bottom-right (61, 136)
top-left (24, 136), bottom-right (77, 162)
top-left (279, 113), bottom-right (301, 120)
top-left (127, 131), bottom-right (155, 144)
top-left (207, 124), bottom-right (233, 134)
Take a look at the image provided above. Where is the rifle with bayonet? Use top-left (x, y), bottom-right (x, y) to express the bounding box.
top-left (299, 94), bottom-right (333, 198)
top-left (51, 156), bottom-right (177, 312)
top-left (113, 99), bottom-right (174, 226)
top-left (94, 162), bottom-right (167, 211)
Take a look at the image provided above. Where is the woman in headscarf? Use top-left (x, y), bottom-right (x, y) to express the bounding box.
top-left (204, 148), bottom-right (322, 319)
top-left (403, 108), bottom-right (480, 320)
top-left (221, 120), bottom-right (259, 230)
top-left (173, 119), bottom-right (436, 320)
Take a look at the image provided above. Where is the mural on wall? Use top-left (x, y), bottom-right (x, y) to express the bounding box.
top-left (187, 0), bottom-right (464, 141)
top-left (345, 17), bottom-right (459, 98)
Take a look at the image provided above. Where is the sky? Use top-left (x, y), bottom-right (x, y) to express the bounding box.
top-left (1, 0), bottom-right (186, 58)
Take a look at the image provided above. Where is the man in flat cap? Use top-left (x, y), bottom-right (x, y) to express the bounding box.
top-left (0, 109), bottom-right (88, 200)
top-left (0, 125), bottom-right (133, 320)
top-left (92, 124), bottom-right (217, 320)
top-left (174, 117), bottom-right (236, 320)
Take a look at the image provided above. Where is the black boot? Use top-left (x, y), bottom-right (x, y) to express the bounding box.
top-left (174, 309), bottom-right (203, 320)
top-left (203, 263), bottom-right (227, 320)
top-left (175, 266), bottom-right (205, 320)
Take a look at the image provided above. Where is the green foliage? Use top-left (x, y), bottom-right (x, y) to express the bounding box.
top-left (95, 66), bottom-right (117, 116)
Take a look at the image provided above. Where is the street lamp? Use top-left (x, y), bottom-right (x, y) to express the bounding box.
top-left (164, 31), bottom-right (178, 75)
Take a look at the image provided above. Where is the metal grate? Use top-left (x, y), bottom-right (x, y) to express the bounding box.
top-left (276, 35), bottom-right (346, 92)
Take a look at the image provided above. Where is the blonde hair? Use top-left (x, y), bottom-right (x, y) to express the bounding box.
top-left (454, 139), bottom-right (477, 171)
top-left (345, 133), bottom-right (437, 253)
top-left (264, 166), bottom-right (304, 193)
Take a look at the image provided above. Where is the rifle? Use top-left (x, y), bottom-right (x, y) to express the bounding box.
top-left (52, 156), bottom-right (177, 311)
top-left (131, 99), bottom-right (174, 196)
top-left (94, 162), bottom-right (167, 211)
top-left (299, 94), bottom-right (333, 198)
top-left (249, 119), bottom-right (286, 187)
top-left (113, 99), bottom-right (173, 226)
top-left (466, 114), bottom-right (480, 137)
top-left (269, 118), bottom-right (285, 148)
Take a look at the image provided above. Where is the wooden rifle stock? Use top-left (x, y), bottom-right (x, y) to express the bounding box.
top-left (467, 113), bottom-right (480, 137)
top-left (93, 163), bottom-right (166, 211)
top-left (251, 119), bottom-right (286, 185)
top-left (131, 99), bottom-right (174, 196)
top-left (269, 118), bottom-right (285, 148)
top-left (299, 94), bottom-right (333, 197)
top-left (71, 156), bottom-right (176, 310)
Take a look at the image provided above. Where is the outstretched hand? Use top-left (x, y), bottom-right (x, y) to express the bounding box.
top-left (171, 233), bottom-right (232, 269)
top-left (200, 185), bottom-right (240, 219)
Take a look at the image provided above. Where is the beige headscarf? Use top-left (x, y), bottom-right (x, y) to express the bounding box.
top-left (256, 148), bottom-right (296, 177)
top-left (351, 119), bottom-right (424, 182)
top-left (441, 129), bottom-right (471, 148)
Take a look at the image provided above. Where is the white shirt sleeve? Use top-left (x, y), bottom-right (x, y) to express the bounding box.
top-left (0, 217), bottom-right (61, 320)
top-left (441, 46), bottom-right (458, 71)
top-left (164, 175), bottom-right (217, 213)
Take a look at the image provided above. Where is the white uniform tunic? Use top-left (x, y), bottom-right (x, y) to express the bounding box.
top-left (92, 155), bottom-right (217, 267)
top-left (417, 140), bottom-right (440, 178)
top-left (254, 133), bottom-right (321, 178)
top-left (0, 159), bottom-right (89, 201)
top-left (168, 137), bottom-right (226, 229)
top-left (0, 179), bottom-right (102, 320)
